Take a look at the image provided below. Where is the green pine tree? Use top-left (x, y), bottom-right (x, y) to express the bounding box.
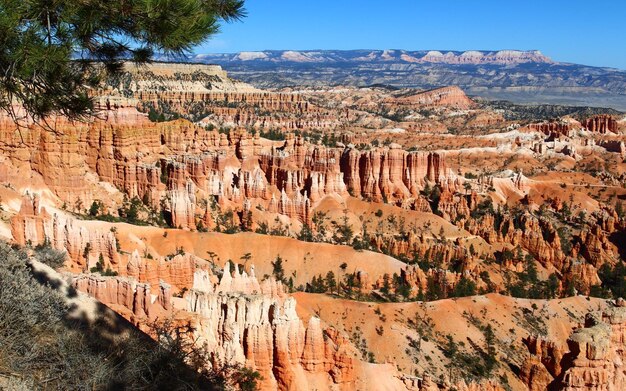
top-left (0, 0), bottom-right (246, 121)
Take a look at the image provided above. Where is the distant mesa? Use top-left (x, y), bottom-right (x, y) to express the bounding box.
top-left (172, 48), bottom-right (626, 111)
top-left (235, 51), bottom-right (268, 61)
top-left (186, 49), bottom-right (553, 65)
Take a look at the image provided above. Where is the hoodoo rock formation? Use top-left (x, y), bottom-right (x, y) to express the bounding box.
top-left (72, 263), bottom-right (411, 390)
top-left (0, 109), bottom-right (454, 232)
top-left (4, 61), bottom-right (626, 391)
top-left (11, 194), bottom-right (119, 271)
top-left (521, 303), bottom-right (626, 390)
top-left (582, 115), bottom-right (619, 134)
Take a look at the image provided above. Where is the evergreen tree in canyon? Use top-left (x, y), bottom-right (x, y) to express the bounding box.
top-left (0, 0), bottom-right (245, 121)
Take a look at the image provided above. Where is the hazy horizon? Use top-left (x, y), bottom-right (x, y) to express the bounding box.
top-left (189, 48), bottom-right (625, 70)
top-left (197, 0), bottom-right (626, 70)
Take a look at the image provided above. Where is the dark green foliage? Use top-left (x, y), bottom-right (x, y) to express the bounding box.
top-left (84, 196), bottom-right (166, 227)
top-left (90, 253), bottom-right (105, 273)
top-left (332, 211), bottom-right (354, 245)
top-left (393, 273), bottom-right (412, 300)
top-left (499, 248), bottom-right (515, 263)
top-left (229, 365), bottom-right (262, 391)
top-left (351, 226), bottom-right (374, 251)
top-left (89, 200), bottom-right (102, 217)
top-left (0, 0), bottom-right (246, 121)
top-left (425, 276), bottom-right (444, 301)
top-left (320, 132), bottom-right (339, 147)
top-left (196, 219), bottom-right (208, 232)
top-left (545, 273), bottom-right (560, 299)
top-left (312, 211), bottom-right (328, 241)
top-left (595, 261), bottom-right (626, 299)
top-left (557, 226), bottom-right (573, 255)
top-left (215, 208), bottom-right (240, 234)
top-left (120, 197), bottom-right (141, 224)
top-left (255, 221), bottom-right (269, 235)
top-left (271, 255), bottom-right (286, 284)
top-left (442, 335), bottom-right (458, 358)
top-left (451, 276), bottom-right (477, 298)
top-left (148, 107), bottom-right (167, 122)
top-left (441, 326), bottom-right (498, 382)
top-left (32, 238), bottom-right (66, 269)
top-left (325, 271), bottom-right (337, 293)
top-left (505, 253), bottom-right (558, 299)
top-left (258, 128), bottom-right (285, 140)
top-left (589, 284), bottom-right (612, 298)
top-left (342, 272), bottom-right (361, 295)
top-left (379, 274), bottom-right (391, 296)
top-left (90, 253), bottom-right (118, 276)
top-left (83, 242), bottom-right (91, 260)
top-left (483, 324), bottom-right (497, 373)
top-left (308, 274), bottom-right (327, 293)
top-left (297, 222), bottom-right (314, 242)
top-left (269, 217), bottom-right (288, 236)
top-left (483, 100), bottom-right (624, 122)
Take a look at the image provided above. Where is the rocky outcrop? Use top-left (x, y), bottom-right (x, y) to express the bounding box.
top-left (520, 303), bottom-right (626, 391)
top-left (1, 109), bottom-right (454, 232)
top-left (520, 335), bottom-right (565, 390)
top-left (73, 262), bottom-right (410, 390)
top-left (582, 115), bottom-right (618, 134)
top-left (339, 146), bottom-right (455, 203)
top-left (125, 250), bottom-right (205, 290)
top-left (71, 274), bottom-right (172, 321)
top-left (561, 307), bottom-right (626, 390)
top-left (185, 264), bottom-right (413, 390)
top-left (574, 225), bottom-right (618, 268)
top-left (105, 62), bottom-right (257, 101)
top-left (392, 86), bottom-right (473, 109)
top-left (465, 211), bottom-right (565, 270)
top-left (11, 194), bottom-right (119, 271)
top-left (528, 120), bottom-right (576, 137)
top-left (597, 140), bottom-right (626, 157)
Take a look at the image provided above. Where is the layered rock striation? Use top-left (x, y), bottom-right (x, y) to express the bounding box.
top-left (73, 263), bottom-right (411, 390)
top-left (1, 109), bottom-right (453, 231)
top-left (520, 303), bottom-right (626, 390)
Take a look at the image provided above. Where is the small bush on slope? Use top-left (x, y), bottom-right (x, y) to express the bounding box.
top-left (0, 242), bottom-right (259, 390)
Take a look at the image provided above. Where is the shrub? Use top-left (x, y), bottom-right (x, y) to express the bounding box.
top-left (33, 239), bottom-right (66, 269)
top-left (0, 241), bottom-right (258, 390)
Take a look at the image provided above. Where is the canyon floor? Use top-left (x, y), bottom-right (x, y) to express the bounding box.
top-left (1, 62), bottom-right (625, 390)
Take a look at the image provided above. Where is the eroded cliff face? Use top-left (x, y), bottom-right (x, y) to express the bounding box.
top-left (11, 194), bottom-right (119, 271)
top-left (582, 115), bottom-right (619, 134)
top-left (391, 86), bottom-right (474, 109)
top-left (527, 115), bottom-right (622, 137)
top-left (105, 61), bottom-right (258, 99)
top-left (1, 108), bottom-right (453, 231)
top-left (520, 302), bottom-right (626, 391)
top-left (71, 263), bottom-right (412, 390)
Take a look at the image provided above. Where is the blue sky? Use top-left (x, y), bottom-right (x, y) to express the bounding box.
top-left (197, 0), bottom-right (626, 69)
